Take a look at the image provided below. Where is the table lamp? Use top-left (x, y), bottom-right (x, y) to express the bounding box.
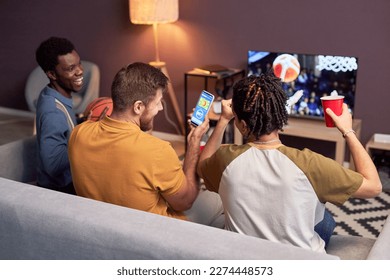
top-left (129, 0), bottom-right (184, 135)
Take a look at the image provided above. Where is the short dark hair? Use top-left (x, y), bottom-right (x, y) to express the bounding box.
top-left (232, 73), bottom-right (288, 139)
top-left (111, 62), bottom-right (168, 112)
top-left (35, 37), bottom-right (75, 72)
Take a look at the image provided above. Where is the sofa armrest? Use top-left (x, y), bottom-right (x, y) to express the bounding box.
top-left (0, 135), bottom-right (37, 183)
top-left (367, 216), bottom-right (390, 259)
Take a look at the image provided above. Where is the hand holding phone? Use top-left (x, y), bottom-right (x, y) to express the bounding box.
top-left (190, 90), bottom-right (215, 127)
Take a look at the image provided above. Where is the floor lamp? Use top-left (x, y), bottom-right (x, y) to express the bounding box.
top-left (129, 0), bottom-right (185, 135)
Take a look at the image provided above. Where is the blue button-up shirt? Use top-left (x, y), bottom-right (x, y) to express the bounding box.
top-left (36, 86), bottom-right (77, 189)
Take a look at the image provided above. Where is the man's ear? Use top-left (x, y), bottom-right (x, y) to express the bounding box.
top-left (239, 119), bottom-right (250, 138)
top-left (240, 119), bottom-right (247, 130)
top-left (133, 100), bottom-right (145, 115)
top-left (46, 70), bottom-right (57, 81)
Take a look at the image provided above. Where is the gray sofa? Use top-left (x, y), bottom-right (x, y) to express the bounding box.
top-left (0, 136), bottom-right (389, 260)
top-left (0, 135), bottom-right (37, 183)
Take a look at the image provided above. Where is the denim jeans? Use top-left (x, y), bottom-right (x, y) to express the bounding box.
top-left (314, 208), bottom-right (336, 248)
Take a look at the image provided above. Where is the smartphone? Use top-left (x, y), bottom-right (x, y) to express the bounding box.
top-left (190, 90), bottom-right (215, 127)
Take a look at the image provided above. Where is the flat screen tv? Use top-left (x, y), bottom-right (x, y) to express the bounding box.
top-left (247, 50), bottom-right (358, 120)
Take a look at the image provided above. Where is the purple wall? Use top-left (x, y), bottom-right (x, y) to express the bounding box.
top-left (1, 0), bottom-right (390, 144)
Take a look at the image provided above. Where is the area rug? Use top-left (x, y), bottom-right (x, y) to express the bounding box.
top-left (326, 191), bottom-right (390, 239)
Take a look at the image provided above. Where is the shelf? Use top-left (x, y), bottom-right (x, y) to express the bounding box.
top-left (186, 68), bottom-right (245, 79)
top-left (366, 135), bottom-right (390, 155)
top-left (284, 118), bottom-right (361, 166)
top-left (184, 68), bottom-right (246, 147)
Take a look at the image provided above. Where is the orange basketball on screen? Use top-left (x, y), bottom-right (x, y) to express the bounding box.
top-left (272, 54), bottom-right (301, 83)
top-left (83, 97), bottom-right (113, 121)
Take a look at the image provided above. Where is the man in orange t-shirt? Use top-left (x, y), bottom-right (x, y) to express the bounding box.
top-left (69, 62), bottom-right (224, 227)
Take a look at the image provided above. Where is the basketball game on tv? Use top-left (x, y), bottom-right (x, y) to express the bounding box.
top-left (247, 50), bottom-right (359, 120)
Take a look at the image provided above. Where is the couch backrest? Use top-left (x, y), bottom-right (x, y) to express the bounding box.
top-left (0, 136), bottom-right (37, 183)
top-left (0, 177), bottom-right (337, 260)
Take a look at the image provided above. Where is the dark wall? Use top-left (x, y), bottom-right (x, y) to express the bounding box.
top-left (1, 0), bottom-right (390, 144)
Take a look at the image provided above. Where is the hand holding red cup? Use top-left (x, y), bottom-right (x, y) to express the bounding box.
top-left (321, 96), bottom-right (344, 127)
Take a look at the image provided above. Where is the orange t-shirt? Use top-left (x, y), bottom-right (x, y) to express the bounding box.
top-left (68, 116), bottom-right (186, 219)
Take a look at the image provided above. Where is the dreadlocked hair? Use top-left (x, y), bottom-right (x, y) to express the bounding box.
top-left (232, 73), bottom-right (288, 139)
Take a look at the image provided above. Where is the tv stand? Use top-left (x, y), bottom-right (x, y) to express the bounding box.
top-left (234, 117), bottom-right (362, 168)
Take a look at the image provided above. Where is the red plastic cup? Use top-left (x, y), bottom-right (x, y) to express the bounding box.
top-left (200, 141), bottom-right (206, 152)
top-left (320, 96), bottom-right (344, 127)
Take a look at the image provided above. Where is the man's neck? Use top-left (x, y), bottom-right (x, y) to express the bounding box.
top-left (109, 111), bottom-right (139, 125)
top-left (49, 83), bottom-right (72, 99)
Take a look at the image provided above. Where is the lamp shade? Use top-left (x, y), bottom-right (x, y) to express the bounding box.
top-left (129, 0), bottom-right (179, 24)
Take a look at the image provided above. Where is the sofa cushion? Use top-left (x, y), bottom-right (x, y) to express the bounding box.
top-left (0, 135), bottom-right (37, 183)
top-left (326, 235), bottom-right (376, 260)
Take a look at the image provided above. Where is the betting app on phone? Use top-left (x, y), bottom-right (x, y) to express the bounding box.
top-left (190, 90), bottom-right (215, 126)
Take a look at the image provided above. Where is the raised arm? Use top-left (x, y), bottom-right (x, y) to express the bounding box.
top-left (199, 99), bottom-right (235, 162)
top-left (162, 118), bottom-right (210, 211)
top-left (326, 103), bottom-right (382, 198)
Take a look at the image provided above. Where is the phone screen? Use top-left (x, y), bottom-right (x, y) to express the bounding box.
top-left (190, 90), bottom-right (215, 126)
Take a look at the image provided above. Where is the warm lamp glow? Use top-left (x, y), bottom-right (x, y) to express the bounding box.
top-left (129, 0), bottom-right (179, 63)
top-left (129, 0), bottom-right (178, 25)
top-left (128, 0), bottom-right (184, 135)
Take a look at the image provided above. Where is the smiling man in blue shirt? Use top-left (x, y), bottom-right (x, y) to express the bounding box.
top-left (35, 37), bottom-right (84, 194)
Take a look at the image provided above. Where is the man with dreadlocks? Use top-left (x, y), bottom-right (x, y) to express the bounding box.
top-left (197, 73), bottom-right (381, 253)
